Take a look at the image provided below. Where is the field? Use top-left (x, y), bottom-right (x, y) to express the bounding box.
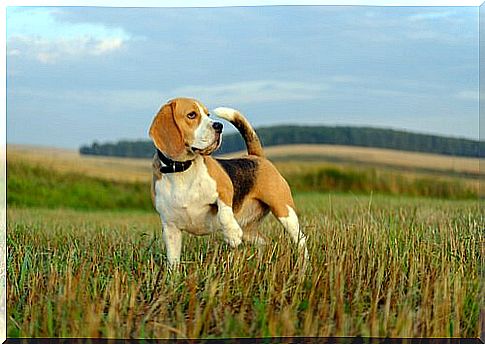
top-left (6, 144), bottom-right (484, 338)
top-left (8, 143), bottom-right (482, 183)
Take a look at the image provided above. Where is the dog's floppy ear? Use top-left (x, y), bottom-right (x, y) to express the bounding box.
top-left (149, 100), bottom-right (185, 158)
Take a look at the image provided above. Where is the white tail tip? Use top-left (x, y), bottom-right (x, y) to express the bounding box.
top-left (212, 107), bottom-right (238, 121)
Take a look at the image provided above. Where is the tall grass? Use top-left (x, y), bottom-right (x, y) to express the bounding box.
top-left (7, 194), bottom-right (483, 338)
top-left (7, 160), bottom-right (152, 210)
top-left (7, 160), bottom-right (478, 213)
top-left (285, 166), bottom-right (477, 199)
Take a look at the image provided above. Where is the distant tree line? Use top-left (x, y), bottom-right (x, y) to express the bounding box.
top-left (79, 126), bottom-right (484, 158)
top-left (80, 140), bottom-right (155, 158)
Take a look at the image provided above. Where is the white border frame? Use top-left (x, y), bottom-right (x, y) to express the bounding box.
top-left (1, 1), bottom-right (481, 342)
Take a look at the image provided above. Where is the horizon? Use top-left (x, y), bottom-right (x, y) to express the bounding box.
top-left (77, 122), bottom-right (481, 149)
top-left (6, 6), bottom-right (479, 149)
top-left (7, 120), bottom-right (483, 151)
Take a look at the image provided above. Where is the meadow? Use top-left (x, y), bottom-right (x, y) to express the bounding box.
top-left (6, 145), bottom-right (484, 338)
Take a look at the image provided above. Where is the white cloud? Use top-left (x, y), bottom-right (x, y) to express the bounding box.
top-left (455, 90), bottom-right (479, 101)
top-left (7, 35), bottom-right (126, 64)
top-left (7, 49), bottom-right (21, 57)
top-left (171, 80), bottom-right (329, 104)
top-left (7, 7), bottom-right (131, 40)
top-left (10, 80), bottom-right (330, 112)
top-left (7, 8), bottom-right (131, 64)
top-left (329, 75), bottom-right (361, 83)
top-left (92, 37), bottom-right (124, 55)
top-left (10, 88), bottom-right (161, 111)
top-left (408, 11), bottom-right (457, 22)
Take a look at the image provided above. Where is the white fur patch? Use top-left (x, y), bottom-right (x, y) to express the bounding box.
top-left (212, 107), bottom-right (237, 121)
top-left (155, 156), bottom-right (219, 234)
top-left (278, 205), bottom-right (309, 260)
top-left (193, 105), bottom-right (217, 151)
top-left (161, 222), bottom-right (183, 269)
top-left (217, 199), bottom-right (243, 247)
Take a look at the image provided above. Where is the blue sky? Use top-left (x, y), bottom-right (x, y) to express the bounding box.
top-left (6, 6), bottom-right (479, 148)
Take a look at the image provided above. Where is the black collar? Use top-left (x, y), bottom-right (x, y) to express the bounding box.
top-left (157, 149), bottom-right (193, 174)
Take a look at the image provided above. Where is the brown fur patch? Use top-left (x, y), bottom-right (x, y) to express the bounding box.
top-left (151, 153), bottom-right (163, 208)
top-left (231, 115), bottom-right (264, 157)
top-left (170, 98), bottom-right (203, 149)
top-left (203, 156), bottom-right (234, 207)
top-left (248, 158), bottom-right (295, 218)
top-left (149, 101), bottom-right (185, 158)
top-left (205, 155), bottom-right (295, 221)
top-left (209, 154), bottom-right (295, 227)
top-left (149, 98), bottom-right (206, 160)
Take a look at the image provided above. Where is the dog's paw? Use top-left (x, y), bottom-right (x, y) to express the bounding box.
top-left (224, 227), bottom-right (243, 248)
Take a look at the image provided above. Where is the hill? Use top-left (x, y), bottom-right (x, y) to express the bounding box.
top-left (221, 144), bottom-right (481, 179)
top-left (7, 144), bottom-right (481, 201)
top-left (10, 144), bottom-right (482, 183)
top-left (79, 125), bottom-right (484, 158)
top-left (8, 144), bottom-right (151, 183)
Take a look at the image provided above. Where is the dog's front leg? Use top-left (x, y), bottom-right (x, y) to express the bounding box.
top-left (162, 222), bottom-right (182, 269)
top-left (217, 199), bottom-right (243, 247)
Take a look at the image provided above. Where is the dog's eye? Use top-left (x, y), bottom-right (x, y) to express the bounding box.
top-left (187, 111), bottom-right (197, 119)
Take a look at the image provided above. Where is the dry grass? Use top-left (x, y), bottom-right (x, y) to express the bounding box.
top-left (7, 194), bottom-right (483, 338)
top-left (7, 144), bottom-right (151, 183)
top-left (223, 144), bottom-right (482, 176)
top-left (224, 144), bottom-right (482, 195)
top-left (6, 144), bottom-right (484, 338)
top-left (8, 144), bottom-right (483, 185)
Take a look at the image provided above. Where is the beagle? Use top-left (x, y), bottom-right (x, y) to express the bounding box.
top-left (149, 97), bottom-right (308, 268)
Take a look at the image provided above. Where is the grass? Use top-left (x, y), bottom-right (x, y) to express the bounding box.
top-left (7, 144), bottom-right (151, 183)
top-left (284, 166), bottom-right (478, 199)
top-left (7, 194), bottom-right (483, 338)
top-left (222, 144), bottom-right (482, 176)
top-left (6, 147), bottom-right (484, 338)
top-left (7, 159), bottom-right (152, 210)
top-left (7, 159), bottom-right (478, 213)
top-left (8, 144), bottom-right (482, 184)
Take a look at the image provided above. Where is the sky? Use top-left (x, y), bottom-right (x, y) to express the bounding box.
top-left (6, 5), bottom-right (479, 149)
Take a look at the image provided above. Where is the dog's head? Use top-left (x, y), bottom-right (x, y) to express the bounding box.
top-left (149, 98), bottom-right (223, 160)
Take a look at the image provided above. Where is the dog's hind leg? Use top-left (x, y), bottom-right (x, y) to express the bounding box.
top-left (273, 204), bottom-right (309, 260)
top-left (253, 160), bottom-right (309, 260)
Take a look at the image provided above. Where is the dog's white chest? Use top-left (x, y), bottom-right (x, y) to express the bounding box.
top-left (154, 159), bottom-right (219, 234)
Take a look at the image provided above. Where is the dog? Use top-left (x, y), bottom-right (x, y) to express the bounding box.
top-left (149, 97), bottom-right (308, 268)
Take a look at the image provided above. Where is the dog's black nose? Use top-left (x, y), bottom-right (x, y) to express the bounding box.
top-left (212, 122), bottom-right (223, 133)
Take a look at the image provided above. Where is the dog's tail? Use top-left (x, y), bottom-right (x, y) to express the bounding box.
top-left (212, 107), bottom-right (264, 157)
